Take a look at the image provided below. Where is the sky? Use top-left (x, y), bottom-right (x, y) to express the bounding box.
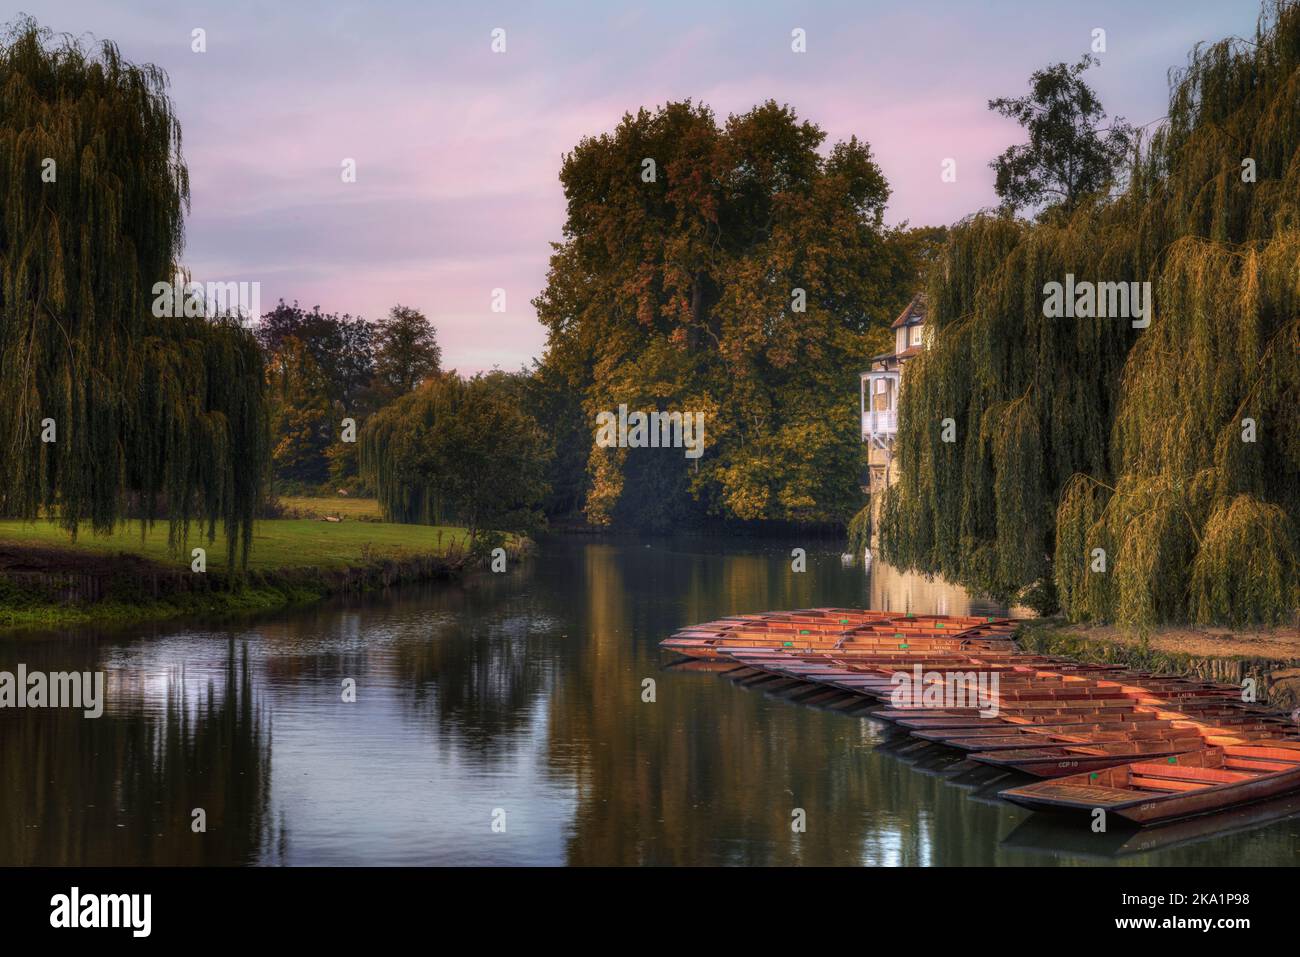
top-left (14, 0), bottom-right (1267, 372)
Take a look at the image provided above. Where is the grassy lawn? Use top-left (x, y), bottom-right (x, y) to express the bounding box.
top-left (0, 497), bottom-right (494, 629)
top-left (277, 495), bottom-right (383, 521)
top-left (0, 513), bottom-right (469, 572)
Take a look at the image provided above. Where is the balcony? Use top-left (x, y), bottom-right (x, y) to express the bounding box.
top-left (862, 409), bottom-right (897, 441)
top-left (860, 370), bottom-right (900, 447)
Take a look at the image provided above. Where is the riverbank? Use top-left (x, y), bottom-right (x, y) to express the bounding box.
top-left (0, 511), bottom-right (483, 631)
top-left (1019, 619), bottom-right (1300, 711)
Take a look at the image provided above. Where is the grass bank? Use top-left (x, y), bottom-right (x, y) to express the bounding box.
top-left (1019, 619), bottom-right (1300, 711)
top-left (274, 496), bottom-right (383, 521)
top-left (0, 499), bottom-right (479, 631)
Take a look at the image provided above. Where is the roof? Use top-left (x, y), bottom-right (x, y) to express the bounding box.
top-left (863, 343), bottom-right (924, 374)
top-left (890, 292), bottom-right (927, 329)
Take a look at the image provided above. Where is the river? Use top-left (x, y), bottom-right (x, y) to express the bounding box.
top-left (2, 536), bottom-right (1297, 866)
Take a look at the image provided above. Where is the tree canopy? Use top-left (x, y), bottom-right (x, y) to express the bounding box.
top-left (0, 18), bottom-right (268, 566)
top-left (883, 1), bottom-right (1300, 626)
top-left (988, 54), bottom-right (1135, 215)
top-left (534, 99), bottom-right (916, 529)
top-left (372, 304), bottom-right (441, 403)
top-left (256, 300), bottom-right (449, 492)
top-left (359, 373), bottom-right (550, 549)
top-left (256, 299), bottom-right (374, 412)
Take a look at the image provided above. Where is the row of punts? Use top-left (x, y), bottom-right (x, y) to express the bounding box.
top-left (661, 608), bottom-right (1300, 828)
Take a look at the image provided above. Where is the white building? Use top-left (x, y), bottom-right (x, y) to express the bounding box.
top-left (860, 293), bottom-right (926, 494)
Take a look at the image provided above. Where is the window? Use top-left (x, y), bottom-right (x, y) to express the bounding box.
top-left (909, 324), bottom-right (923, 347)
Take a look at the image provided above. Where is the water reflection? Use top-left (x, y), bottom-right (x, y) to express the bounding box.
top-left (0, 639), bottom-right (273, 865)
top-left (0, 537), bottom-right (1295, 865)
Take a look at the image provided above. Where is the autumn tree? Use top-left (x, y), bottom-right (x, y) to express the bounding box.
top-left (256, 300), bottom-right (374, 489)
top-left (256, 300), bottom-right (374, 411)
top-left (534, 100), bottom-right (912, 530)
top-left (265, 339), bottom-right (333, 484)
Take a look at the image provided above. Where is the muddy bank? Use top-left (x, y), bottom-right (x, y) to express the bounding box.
top-left (1019, 620), bottom-right (1300, 711)
top-left (0, 542), bottom-right (488, 631)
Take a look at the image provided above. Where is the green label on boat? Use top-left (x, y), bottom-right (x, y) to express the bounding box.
top-left (840, 619), bottom-right (848, 624)
top-left (783, 641), bottom-right (793, 647)
top-left (899, 643), bottom-right (909, 650)
top-left (799, 629), bottom-right (809, 635)
top-left (1090, 773), bottom-right (1098, 780)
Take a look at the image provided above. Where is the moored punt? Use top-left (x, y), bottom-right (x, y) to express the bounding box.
top-left (884, 706), bottom-right (1152, 728)
top-left (923, 718), bottom-right (1292, 746)
top-left (661, 608), bottom-right (1300, 818)
top-left (970, 736), bottom-right (1252, 776)
top-left (925, 722), bottom-right (1180, 748)
top-left (940, 723), bottom-right (1294, 753)
top-left (660, 608), bottom-right (1020, 659)
top-left (1002, 790), bottom-right (1300, 857)
top-left (901, 713), bottom-right (1155, 732)
top-left (1000, 744), bottom-right (1300, 825)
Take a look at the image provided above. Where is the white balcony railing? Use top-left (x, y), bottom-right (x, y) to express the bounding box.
top-left (862, 409), bottom-right (897, 439)
top-left (861, 369), bottom-right (901, 445)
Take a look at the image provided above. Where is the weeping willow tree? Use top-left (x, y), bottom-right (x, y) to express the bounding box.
top-left (884, 0), bottom-right (1300, 625)
top-left (359, 373), bottom-right (550, 549)
top-left (0, 19), bottom-right (268, 568)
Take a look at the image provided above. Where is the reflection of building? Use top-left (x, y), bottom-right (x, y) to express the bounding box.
top-left (860, 293), bottom-right (926, 494)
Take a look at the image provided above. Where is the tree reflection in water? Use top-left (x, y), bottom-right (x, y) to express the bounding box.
top-left (0, 639), bottom-right (275, 865)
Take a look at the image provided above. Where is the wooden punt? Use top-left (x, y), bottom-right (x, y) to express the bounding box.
top-left (878, 704), bottom-right (1144, 726)
top-left (920, 719), bottom-right (1174, 744)
top-left (940, 723), bottom-right (1293, 753)
top-left (901, 713), bottom-right (1156, 733)
top-left (660, 609), bottom-right (1020, 659)
top-left (942, 729), bottom-right (1182, 752)
top-left (971, 736), bottom-right (1215, 776)
top-left (920, 716), bottom-right (1289, 745)
top-left (1000, 744), bottom-right (1300, 825)
top-left (662, 608), bottom-right (1300, 814)
top-left (885, 709), bottom-right (1155, 737)
top-left (1002, 790), bottom-right (1300, 856)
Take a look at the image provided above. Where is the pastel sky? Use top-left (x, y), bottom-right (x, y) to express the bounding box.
top-left (15, 1), bottom-right (1265, 372)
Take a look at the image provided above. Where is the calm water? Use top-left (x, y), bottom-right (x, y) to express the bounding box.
top-left (3, 537), bottom-right (1299, 866)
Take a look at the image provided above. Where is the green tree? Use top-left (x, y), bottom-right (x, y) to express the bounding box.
top-left (359, 373), bottom-right (550, 550)
top-left (989, 54), bottom-right (1135, 215)
top-left (891, 225), bottom-right (949, 287)
top-left (256, 300), bottom-right (374, 411)
top-left (524, 360), bottom-right (590, 520)
top-left (885, 3), bottom-right (1300, 626)
top-left (373, 304), bottom-right (441, 403)
top-left (535, 100), bottom-right (910, 529)
top-left (266, 338), bottom-right (332, 485)
top-left (0, 19), bottom-right (268, 566)
top-left (256, 300), bottom-right (374, 488)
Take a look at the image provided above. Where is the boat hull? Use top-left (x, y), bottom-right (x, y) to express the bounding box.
top-left (1001, 746), bottom-right (1300, 825)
